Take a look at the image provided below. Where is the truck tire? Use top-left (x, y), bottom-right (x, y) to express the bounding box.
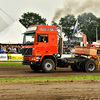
top-left (42, 59), bottom-right (55, 73)
top-left (71, 64), bottom-right (81, 72)
top-left (82, 59), bottom-right (97, 72)
top-left (30, 65), bottom-right (41, 72)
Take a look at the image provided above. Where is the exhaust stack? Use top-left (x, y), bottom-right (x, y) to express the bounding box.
top-left (59, 25), bottom-right (63, 57)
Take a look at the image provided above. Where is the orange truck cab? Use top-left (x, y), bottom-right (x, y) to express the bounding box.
top-left (22, 25), bottom-right (59, 72)
top-left (22, 25), bottom-right (98, 73)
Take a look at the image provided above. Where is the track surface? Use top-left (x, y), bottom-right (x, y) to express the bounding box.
top-left (1, 65), bottom-right (100, 100)
top-left (0, 65), bottom-right (100, 78)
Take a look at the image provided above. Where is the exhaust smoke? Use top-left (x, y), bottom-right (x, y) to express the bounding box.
top-left (52, 0), bottom-right (100, 22)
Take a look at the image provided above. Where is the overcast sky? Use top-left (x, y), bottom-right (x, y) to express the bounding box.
top-left (0, 0), bottom-right (100, 26)
top-left (1, 0), bottom-right (100, 40)
top-left (0, 0), bottom-right (63, 25)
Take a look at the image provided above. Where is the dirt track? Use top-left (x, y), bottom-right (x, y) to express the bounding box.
top-left (0, 65), bottom-right (100, 78)
top-left (1, 65), bottom-right (100, 100)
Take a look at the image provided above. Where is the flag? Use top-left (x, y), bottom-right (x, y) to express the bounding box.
top-left (72, 19), bottom-right (78, 38)
top-left (82, 34), bottom-right (87, 44)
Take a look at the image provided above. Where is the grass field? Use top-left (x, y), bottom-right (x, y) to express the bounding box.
top-left (0, 61), bottom-right (23, 66)
top-left (0, 76), bottom-right (100, 82)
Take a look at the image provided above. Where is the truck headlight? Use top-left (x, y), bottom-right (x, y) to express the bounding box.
top-left (36, 56), bottom-right (41, 61)
top-left (31, 57), bottom-right (36, 61)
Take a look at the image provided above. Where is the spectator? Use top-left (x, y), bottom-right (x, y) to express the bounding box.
top-left (1, 45), bottom-right (4, 50)
top-left (3, 46), bottom-right (8, 53)
top-left (0, 44), bottom-right (23, 54)
top-left (10, 45), bottom-right (17, 53)
top-left (67, 47), bottom-right (71, 54)
top-left (19, 45), bottom-right (22, 54)
top-left (63, 46), bottom-right (66, 54)
top-left (16, 45), bottom-right (19, 53)
top-left (65, 46), bottom-right (68, 54)
top-left (0, 45), bottom-right (4, 54)
top-left (71, 47), bottom-right (75, 54)
top-left (18, 45), bottom-right (22, 54)
top-left (7, 46), bottom-right (11, 53)
top-left (6, 44), bottom-right (9, 51)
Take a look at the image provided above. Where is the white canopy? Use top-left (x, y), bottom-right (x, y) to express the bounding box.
top-left (0, 17), bottom-right (9, 32)
top-left (0, 9), bottom-right (14, 32)
top-left (0, 21), bottom-right (26, 44)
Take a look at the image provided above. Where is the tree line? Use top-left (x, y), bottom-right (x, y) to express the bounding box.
top-left (19, 12), bottom-right (100, 42)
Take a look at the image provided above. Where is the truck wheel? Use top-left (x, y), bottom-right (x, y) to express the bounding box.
top-left (30, 65), bottom-right (41, 72)
top-left (71, 64), bottom-right (81, 72)
top-left (42, 59), bottom-right (55, 73)
top-left (83, 60), bottom-right (97, 72)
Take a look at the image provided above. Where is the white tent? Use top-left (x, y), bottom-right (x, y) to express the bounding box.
top-left (0, 21), bottom-right (26, 44)
top-left (0, 9), bottom-right (14, 32)
top-left (0, 17), bottom-right (9, 32)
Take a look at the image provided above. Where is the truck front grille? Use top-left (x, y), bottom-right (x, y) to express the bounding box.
top-left (22, 48), bottom-right (32, 56)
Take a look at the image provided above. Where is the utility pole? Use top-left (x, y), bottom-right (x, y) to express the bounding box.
top-left (96, 25), bottom-right (98, 42)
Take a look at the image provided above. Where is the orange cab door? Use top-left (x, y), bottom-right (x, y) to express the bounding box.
top-left (36, 42), bottom-right (49, 54)
top-left (35, 34), bottom-right (49, 55)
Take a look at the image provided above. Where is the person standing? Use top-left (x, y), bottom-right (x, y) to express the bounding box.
top-left (0, 45), bottom-right (3, 54)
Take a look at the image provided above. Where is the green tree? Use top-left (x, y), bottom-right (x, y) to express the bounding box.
top-left (19, 12), bottom-right (47, 28)
top-left (52, 21), bottom-right (59, 28)
top-left (78, 13), bottom-right (99, 41)
top-left (59, 14), bottom-right (76, 41)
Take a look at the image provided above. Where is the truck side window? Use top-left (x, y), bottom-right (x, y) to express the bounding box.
top-left (37, 34), bottom-right (48, 42)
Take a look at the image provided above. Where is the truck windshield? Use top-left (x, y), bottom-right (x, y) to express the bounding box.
top-left (23, 31), bottom-right (35, 45)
